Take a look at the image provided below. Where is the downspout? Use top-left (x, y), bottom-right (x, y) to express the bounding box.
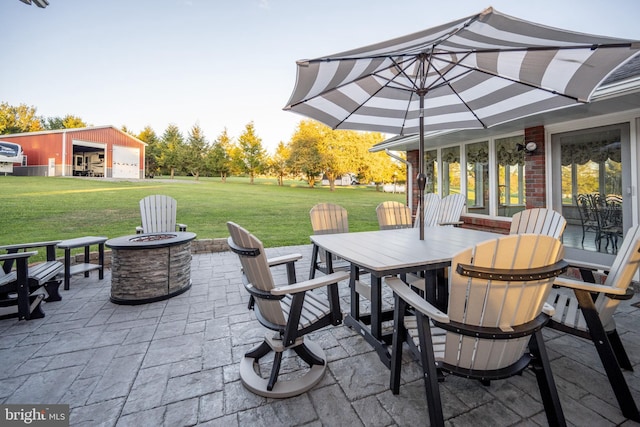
top-left (384, 149), bottom-right (412, 209)
top-left (62, 130), bottom-right (67, 176)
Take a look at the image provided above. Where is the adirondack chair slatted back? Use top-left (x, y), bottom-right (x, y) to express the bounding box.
top-left (376, 201), bottom-right (412, 230)
top-left (140, 195), bottom-right (178, 233)
top-left (227, 222), bottom-right (286, 326)
top-left (595, 225), bottom-right (640, 330)
top-left (414, 193), bottom-right (441, 228)
top-left (446, 234), bottom-right (564, 371)
top-left (310, 203), bottom-right (349, 268)
top-left (437, 193), bottom-right (465, 226)
top-left (510, 208), bottom-right (567, 239)
top-left (310, 203), bottom-right (348, 235)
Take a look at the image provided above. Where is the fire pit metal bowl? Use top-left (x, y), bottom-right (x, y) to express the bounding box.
top-left (106, 232), bottom-right (196, 305)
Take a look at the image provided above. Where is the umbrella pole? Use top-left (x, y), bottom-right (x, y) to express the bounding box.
top-left (418, 92), bottom-right (426, 240)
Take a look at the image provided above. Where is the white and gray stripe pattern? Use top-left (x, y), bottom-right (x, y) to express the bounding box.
top-left (284, 7), bottom-right (639, 135)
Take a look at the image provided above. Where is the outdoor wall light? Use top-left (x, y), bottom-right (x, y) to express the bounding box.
top-left (516, 141), bottom-right (537, 154)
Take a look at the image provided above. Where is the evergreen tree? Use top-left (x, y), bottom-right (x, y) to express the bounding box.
top-left (236, 122), bottom-right (266, 184)
top-left (159, 124), bottom-right (184, 178)
top-left (207, 128), bottom-right (233, 182)
top-left (138, 126), bottom-right (160, 178)
top-left (269, 141), bottom-right (290, 186)
top-left (184, 123), bottom-right (209, 180)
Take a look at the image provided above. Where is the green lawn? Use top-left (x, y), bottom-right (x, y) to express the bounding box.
top-left (0, 176), bottom-right (405, 253)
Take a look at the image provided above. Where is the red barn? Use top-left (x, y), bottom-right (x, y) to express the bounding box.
top-left (0, 126), bottom-right (146, 178)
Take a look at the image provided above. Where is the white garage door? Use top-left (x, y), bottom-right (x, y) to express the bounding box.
top-left (112, 146), bottom-right (140, 179)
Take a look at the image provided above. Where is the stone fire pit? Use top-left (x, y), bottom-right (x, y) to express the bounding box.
top-left (106, 232), bottom-right (196, 305)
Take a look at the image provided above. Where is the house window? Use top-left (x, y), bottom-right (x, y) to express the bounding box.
top-left (465, 141), bottom-right (489, 214)
top-left (441, 146), bottom-right (460, 196)
top-left (496, 135), bottom-right (526, 217)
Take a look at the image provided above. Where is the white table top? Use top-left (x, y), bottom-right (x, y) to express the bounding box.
top-left (310, 227), bottom-right (499, 275)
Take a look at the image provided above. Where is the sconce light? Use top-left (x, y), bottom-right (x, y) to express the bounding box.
top-left (516, 141), bottom-right (537, 154)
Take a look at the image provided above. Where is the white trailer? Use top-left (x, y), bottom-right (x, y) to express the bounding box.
top-left (0, 141), bottom-right (23, 174)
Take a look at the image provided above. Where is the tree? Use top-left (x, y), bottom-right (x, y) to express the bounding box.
top-left (183, 123), bottom-right (209, 180)
top-left (349, 131), bottom-right (399, 189)
top-left (42, 114), bottom-right (87, 130)
top-left (287, 120), bottom-right (326, 187)
top-left (138, 126), bottom-right (160, 178)
top-left (159, 124), bottom-right (184, 179)
top-left (0, 102), bottom-right (42, 134)
top-left (206, 128), bottom-right (233, 182)
top-left (236, 122), bottom-right (266, 184)
top-left (269, 141), bottom-right (290, 186)
top-left (288, 119), bottom-right (395, 189)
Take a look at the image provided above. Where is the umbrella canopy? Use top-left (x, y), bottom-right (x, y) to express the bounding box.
top-left (19, 0), bottom-right (49, 7)
top-left (284, 7), bottom-right (639, 239)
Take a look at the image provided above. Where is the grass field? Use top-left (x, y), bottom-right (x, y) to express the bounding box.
top-left (0, 176), bottom-right (406, 253)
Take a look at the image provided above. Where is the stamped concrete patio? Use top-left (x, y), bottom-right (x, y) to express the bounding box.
top-left (1, 244), bottom-right (639, 426)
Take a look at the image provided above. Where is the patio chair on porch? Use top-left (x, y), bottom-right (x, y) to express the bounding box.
top-left (574, 194), bottom-right (600, 247)
top-left (136, 195), bottom-right (187, 234)
top-left (226, 221), bottom-right (349, 398)
top-left (386, 234), bottom-right (568, 427)
top-left (376, 201), bottom-right (412, 230)
top-left (510, 208), bottom-right (567, 239)
top-left (547, 224), bottom-right (640, 421)
top-left (309, 203), bottom-right (350, 279)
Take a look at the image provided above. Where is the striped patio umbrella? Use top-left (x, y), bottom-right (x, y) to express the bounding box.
top-left (19, 0), bottom-right (49, 7)
top-left (284, 7), bottom-right (639, 239)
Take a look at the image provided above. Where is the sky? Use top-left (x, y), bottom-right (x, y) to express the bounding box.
top-left (2, 0), bottom-right (639, 153)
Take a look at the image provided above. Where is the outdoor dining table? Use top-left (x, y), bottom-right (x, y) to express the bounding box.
top-left (310, 226), bottom-right (499, 368)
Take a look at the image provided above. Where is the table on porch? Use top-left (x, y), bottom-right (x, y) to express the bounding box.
top-left (310, 226), bottom-right (499, 368)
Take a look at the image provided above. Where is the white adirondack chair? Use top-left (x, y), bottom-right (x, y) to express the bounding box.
top-left (376, 201), bottom-right (412, 230)
top-left (436, 193), bottom-right (466, 226)
top-left (413, 193), bottom-right (441, 228)
top-left (386, 234), bottom-right (568, 427)
top-left (226, 222), bottom-right (349, 398)
top-left (547, 225), bottom-right (640, 421)
top-left (136, 195), bottom-right (187, 234)
top-left (510, 208), bottom-right (567, 238)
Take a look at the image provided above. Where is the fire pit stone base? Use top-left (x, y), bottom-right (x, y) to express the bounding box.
top-left (106, 232), bottom-right (196, 305)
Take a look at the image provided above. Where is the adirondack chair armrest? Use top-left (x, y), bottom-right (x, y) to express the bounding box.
top-left (553, 276), bottom-right (628, 296)
top-left (0, 241), bottom-right (61, 261)
top-left (456, 260), bottom-right (568, 281)
top-left (0, 251), bottom-right (38, 262)
top-left (385, 276), bottom-right (449, 323)
top-left (542, 302), bottom-right (555, 316)
top-left (135, 226), bottom-right (144, 234)
top-left (271, 271), bottom-right (349, 295)
top-left (0, 241), bottom-right (60, 252)
top-left (438, 220), bottom-right (464, 226)
top-left (564, 258), bottom-right (611, 272)
top-left (268, 253), bottom-right (303, 267)
top-left (176, 223), bottom-right (187, 232)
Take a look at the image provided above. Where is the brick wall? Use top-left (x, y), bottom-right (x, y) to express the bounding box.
top-left (524, 125), bottom-right (547, 208)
